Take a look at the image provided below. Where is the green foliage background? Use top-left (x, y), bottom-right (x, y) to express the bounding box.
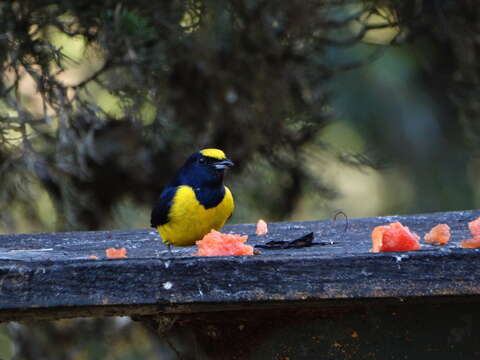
top-left (0, 0), bottom-right (479, 358)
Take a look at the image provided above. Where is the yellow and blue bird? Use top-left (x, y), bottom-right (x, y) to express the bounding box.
top-left (150, 148), bottom-right (234, 248)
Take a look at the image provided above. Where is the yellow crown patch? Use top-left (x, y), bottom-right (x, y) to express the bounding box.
top-left (200, 148), bottom-right (227, 160)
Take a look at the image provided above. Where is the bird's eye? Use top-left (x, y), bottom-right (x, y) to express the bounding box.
top-left (199, 157), bottom-right (206, 164)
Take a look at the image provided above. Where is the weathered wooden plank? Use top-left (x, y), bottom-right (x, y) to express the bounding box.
top-left (0, 209), bottom-right (479, 322)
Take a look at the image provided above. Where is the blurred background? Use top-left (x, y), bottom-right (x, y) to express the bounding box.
top-left (0, 0), bottom-right (479, 358)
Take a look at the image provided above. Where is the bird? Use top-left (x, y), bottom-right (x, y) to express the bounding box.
top-left (150, 148), bottom-right (235, 250)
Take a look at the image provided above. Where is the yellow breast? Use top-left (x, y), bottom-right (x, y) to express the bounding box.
top-left (157, 185), bottom-right (234, 246)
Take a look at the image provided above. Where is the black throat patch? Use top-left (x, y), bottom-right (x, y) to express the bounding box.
top-left (194, 186), bottom-right (226, 209)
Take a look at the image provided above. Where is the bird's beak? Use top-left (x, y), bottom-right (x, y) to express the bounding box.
top-left (214, 159), bottom-right (234, 170)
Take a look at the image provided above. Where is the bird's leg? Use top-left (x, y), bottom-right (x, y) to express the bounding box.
top-left (168, 243), bottom-right (173, 256)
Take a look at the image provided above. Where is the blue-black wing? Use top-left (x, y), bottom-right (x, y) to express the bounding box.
top-left (150, 186), bottom-right (178, 227)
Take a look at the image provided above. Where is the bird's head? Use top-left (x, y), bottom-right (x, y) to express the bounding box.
top-left (178, 148), bottom-right (234, 187)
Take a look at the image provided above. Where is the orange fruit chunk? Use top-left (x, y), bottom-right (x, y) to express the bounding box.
top-left (370, 222), bottom-right (421, 253)
top-left (468, 217), bottom-right (480, 237)
top-left (461, 237), bottom-right (480, 249)
top-left (371, 225), bottom-right (387, 253)
top-left (106, 247), bottom-right (127, 259)
top-left (424, 224), bottom-right (450, 245)
top-left (195, 230), bottom-right (254, 256)
top-left (460, 217), bottom-right (480, 248)
top-left (256, 219), bottom-right (268, 236)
